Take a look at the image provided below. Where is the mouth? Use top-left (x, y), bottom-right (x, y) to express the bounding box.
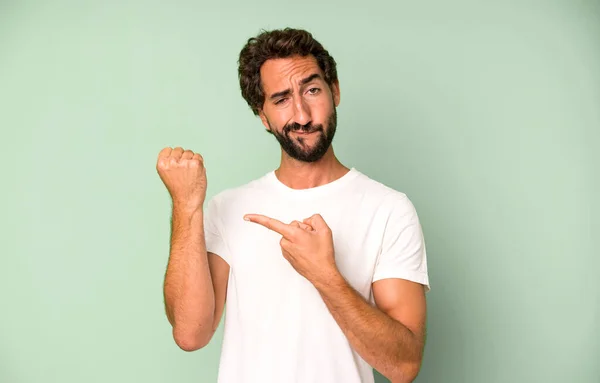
top-left (291, 129), bottom-right (319, 136)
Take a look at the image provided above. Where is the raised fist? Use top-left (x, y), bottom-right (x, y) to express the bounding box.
top-left (156, 146), bottom-right (207, 211)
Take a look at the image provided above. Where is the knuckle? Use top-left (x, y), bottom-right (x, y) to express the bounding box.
top-left (159, 156), bottom-right (170, 166)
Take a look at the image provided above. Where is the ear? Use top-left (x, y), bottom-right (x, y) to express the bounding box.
top-left (330, 80), bottom-right (341, 107)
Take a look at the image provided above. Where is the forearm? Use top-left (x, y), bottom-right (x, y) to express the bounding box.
top-left (314, 273), bottom-right (423, 382)
top-left (163, 205), bottom-right (215, 347)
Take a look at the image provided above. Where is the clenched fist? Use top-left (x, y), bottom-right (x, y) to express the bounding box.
top-left (156, 146), bottom-right (207, 211)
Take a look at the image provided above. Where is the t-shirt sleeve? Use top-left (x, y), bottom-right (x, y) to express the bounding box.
top-left (372, 194), bottom-right (430, 292)
top-left (203, 196), bottom-right (231, 265)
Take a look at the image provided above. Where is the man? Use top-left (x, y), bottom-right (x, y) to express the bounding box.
top-left (156, 28), bottom-right (430, 383)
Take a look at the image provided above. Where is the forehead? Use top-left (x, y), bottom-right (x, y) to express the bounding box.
top-left (260, 55), bottom-right (323, 93)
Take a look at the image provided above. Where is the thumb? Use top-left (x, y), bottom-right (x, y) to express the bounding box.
top-left (303, 214), bottom-right (328, 231)
top-left (290, 220), bottom-right (313, 231)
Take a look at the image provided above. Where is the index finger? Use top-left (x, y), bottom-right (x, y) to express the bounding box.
top-left (158, 147), bottom-right (172, 158)
top-left (244, 214), bottom-right (294, 237)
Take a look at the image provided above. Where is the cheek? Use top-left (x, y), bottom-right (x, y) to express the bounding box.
top-left (270, 108), bottom-right (295, 128)
top-left (311, 100), bottom-right (334, 123)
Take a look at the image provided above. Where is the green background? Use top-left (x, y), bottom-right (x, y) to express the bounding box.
top-left (1, 0), bottom-right (598, 382)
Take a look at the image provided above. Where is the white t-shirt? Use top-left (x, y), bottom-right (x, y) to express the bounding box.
top-left (204, 167), bottom-right (429, 383)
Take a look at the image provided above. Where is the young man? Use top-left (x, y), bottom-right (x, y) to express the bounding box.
top-left (157, 28), bottom-right (430, 383)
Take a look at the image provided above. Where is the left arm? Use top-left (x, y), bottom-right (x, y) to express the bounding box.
top-left (242, 212), bottom-right (427, 382)
top-left (313, 273), bottom-right (426, 383)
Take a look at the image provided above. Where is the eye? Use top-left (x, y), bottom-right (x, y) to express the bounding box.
top-left (275, 98), bottom-right (288, 105)
top-left (307, 87), bottom-right (321, 95)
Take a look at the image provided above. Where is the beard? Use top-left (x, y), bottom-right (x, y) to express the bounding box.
top-left (266, 108), bottom-right (337, 163)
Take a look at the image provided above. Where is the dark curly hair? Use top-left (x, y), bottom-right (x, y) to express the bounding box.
top-left (238, 28), bottom-right (338, 116)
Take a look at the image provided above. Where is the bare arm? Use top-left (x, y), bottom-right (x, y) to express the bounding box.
top-left (243, 210), bottom-right (426, 381)
top-left (243, 213), bottom-right (427, 381)
top-left (163, 205), bottom-right (230, 351)
top-left (157, 146), bottom-right (230, 351)
top-left (163, 205), bottom-right (211, 349)
top-left (314, 275), bottom-right (426, 383)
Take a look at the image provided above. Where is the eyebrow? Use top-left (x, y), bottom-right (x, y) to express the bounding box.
top-left (269, 73), bottom-right (322, 101)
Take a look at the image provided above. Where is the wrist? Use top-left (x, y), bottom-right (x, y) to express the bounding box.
top-left (172, 204), bottom-right (204, 226)
top-left (312, 265), bottom-right (346, 292)
top-left (172, 200), bottom-right (204, 216)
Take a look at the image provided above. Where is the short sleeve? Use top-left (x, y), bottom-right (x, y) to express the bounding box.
top-left (203, 196), bottom-right (231, 265)
top-left (372, 194), bottom-right (430, 292)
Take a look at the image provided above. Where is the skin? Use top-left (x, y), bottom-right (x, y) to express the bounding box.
top-left (157, 54), bottom-right (427, 383)
top-left (243, 213), bottom-right (426, 383)
top-left (156, 147), bottom-right (224, 350)
top-left (258, 55), bottom-right (349, 188)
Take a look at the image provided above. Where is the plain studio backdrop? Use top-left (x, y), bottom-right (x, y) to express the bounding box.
top-left (0, 0), bottom-right (598, 382)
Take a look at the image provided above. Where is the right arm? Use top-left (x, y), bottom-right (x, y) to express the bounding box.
top-left (163, 205), bottom-right (229, 351)
top-left (157, 147), bottom-right (230, 351)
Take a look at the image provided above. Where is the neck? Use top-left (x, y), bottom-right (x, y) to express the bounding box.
top-left (274, 147), bottom-right (350, 190)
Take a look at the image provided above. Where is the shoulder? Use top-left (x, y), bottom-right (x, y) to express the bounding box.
top-left (352, 169), bottom-right (414, 208)
top-left (348, 170), bottom-right (423, 230)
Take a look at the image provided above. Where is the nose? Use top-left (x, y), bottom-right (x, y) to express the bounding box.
top-left (292, 97), bottom-right (312, 127)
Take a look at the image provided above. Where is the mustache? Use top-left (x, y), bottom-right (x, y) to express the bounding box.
top-left (283, 122), bottom-right (324, 135)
